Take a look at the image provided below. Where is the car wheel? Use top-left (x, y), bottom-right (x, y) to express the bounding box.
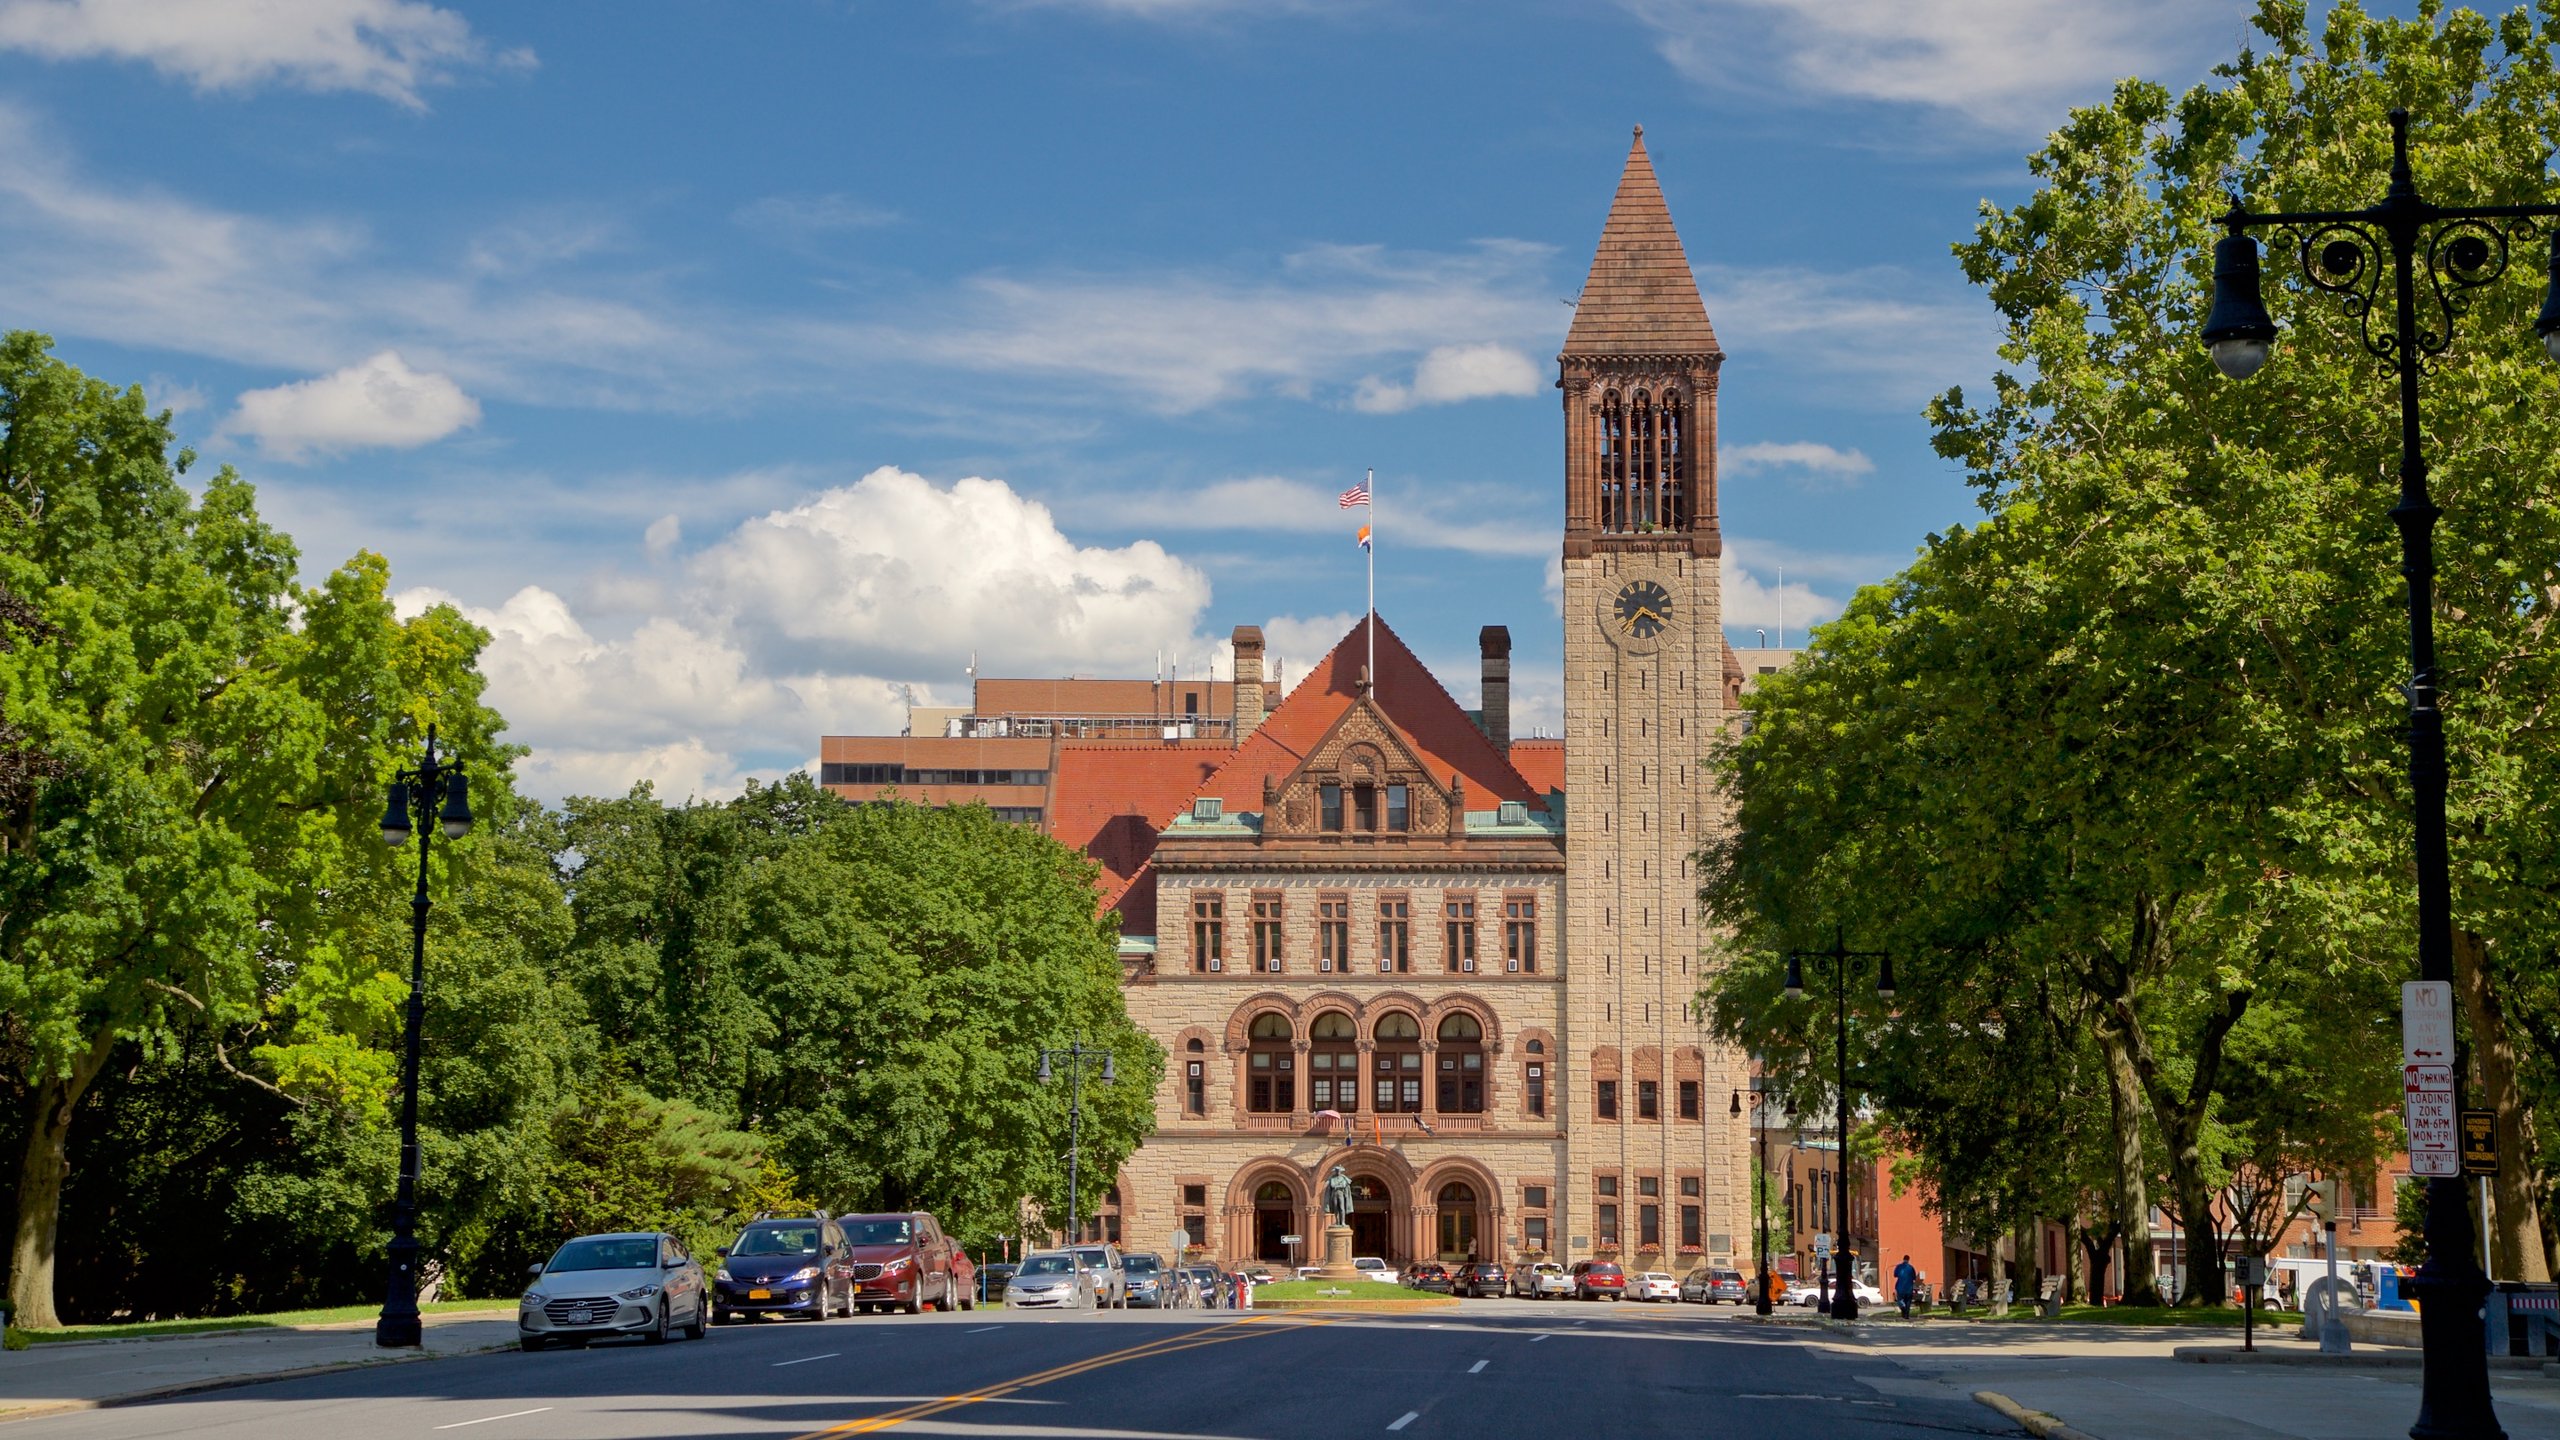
top-left (686, 1300), bottom-right (708, 1341)
top-left (647, 1304), bottom-right (671, 1344)
top-left (902, 1289), bottom-right (922, 1316)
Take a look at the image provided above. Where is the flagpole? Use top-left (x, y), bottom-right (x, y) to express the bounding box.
top-left (1366, 467), bottom-right (1376, 693)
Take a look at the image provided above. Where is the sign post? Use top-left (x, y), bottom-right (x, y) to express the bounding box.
top-left (2234, 1256), bottom-right (2263, 1353)
top-left (2403, 983), bottom-right (2459, 1182)
top-left (2461, 1112), bottom-right (2497, 1280)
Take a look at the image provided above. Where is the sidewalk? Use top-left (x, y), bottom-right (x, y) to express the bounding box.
top-left (1841, 1319), bottom-right (2560, 1440)
top-left (0, 1311), bottom-right (517, 1424)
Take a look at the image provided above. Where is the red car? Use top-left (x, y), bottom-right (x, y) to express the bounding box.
top-left (841, 1211), bottom-right (962, 1315)
top-left (1569, 1260), bottom-right (1626, 1300)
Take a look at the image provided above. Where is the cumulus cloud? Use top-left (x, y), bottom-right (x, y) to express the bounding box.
top-left (0, 0), bottom-right (528, 106)
top-left (1720, 540), bottom-right (1855, 643)
top-left (1724, 440), bottom-right (1875, 489)
top-left (643, 514), bottom-right (681, 562)
top-left (224, 351), bottom-right (480, 461)
top-left (1351, 342), bottom-right (1543, 414)
top-left (1619, 0), bottom-right (2241, 136)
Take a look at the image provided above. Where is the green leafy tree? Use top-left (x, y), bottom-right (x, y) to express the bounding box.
top-left (0, 333), bottom-right (512, 1326)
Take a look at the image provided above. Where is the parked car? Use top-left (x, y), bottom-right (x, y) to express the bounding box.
top-left (1124, 1252), bottom-right (1170, 1308)
top-left (1780, 1280), bottom-right (1824, 1308)
top-left (711, 1212), bottom-right (852, 1324)
top-left (1005, 1250), bottom-right (1094, 1309)
top-left (1791, 1278), bottom-right (1885, 1308)
top-left (520, 1232), bottom-right (707, 1350)
top-left (1681, 1267), bottom-right (1748, 1305)
top-left (1627, 1271), bottom-right (1681, 1302)
top-left (1511, 1261), bottom-right (1572, 1300)
top-left (1295, 1265), bottom-right (1325, 1280)
top-left (1242, 1267), bottom-right (1276, 1285)
top-left (1402, 1261), bottom-right (1454, 1293)
top-left (1569, 1260), bottom-right (1626, 1300)
top-left (1454, 1262), bottom-right (1508, 1298)
top-left (978, 1263), bottom-right (1020, 1305)
top-left (1353, 1256), bottom-right (1398, 1284)
top-left (1186, 1264), bottom-right (1228, 1309)
top-left (842, 1211), bottom-right (961, 1315)
top-left (1069, 1244), bottom-right (1129, 1309)
top-left (947, 1249), bottom-right (976, 1311)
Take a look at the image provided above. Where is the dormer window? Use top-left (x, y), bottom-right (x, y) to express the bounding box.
top-left (1319, 784), bottom-right (1344, 832)
top-left (1386, 784), bottom-right (1410, 831)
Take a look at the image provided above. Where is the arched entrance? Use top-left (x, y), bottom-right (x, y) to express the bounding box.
top-left (1253, 1180), bottom-right (1297, 1262)
top-left (1436, 1181), bottom-right (1482, 1261)
top-left (1347, 1172), bottom-right (1396, 1261)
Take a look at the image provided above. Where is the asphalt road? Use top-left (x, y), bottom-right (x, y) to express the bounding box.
top-left (2, 1300), bottom-right (2020, 1440)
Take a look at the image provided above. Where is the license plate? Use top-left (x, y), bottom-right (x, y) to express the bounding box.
top-left (748, 1288), bottom-right (771, 1299)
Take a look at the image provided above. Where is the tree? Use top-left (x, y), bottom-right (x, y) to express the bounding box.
top-left (0, 333), bottom-right (511, 1326)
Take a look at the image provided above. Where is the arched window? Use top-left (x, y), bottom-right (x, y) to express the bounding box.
top-left (1309, 1012), bottom-right (1359, 1114)
top-left (1247, 1012), bottom-right (1294, 1113)
top-left (1598, 389), bottom-right (1627, 532)
top-left (1184, 1037), bottom-right (1206, 1115)
top-left (1436, 1013), bottom-right (1486, 1113)
top-left (1436, 1181), bottom-right (1479, 1259)
top-left (1373, 1012), bottom-right (1422, 1113)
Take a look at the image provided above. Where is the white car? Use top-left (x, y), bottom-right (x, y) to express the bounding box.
top-left (1627, 1271), bottom-right (1681, 1302)
top-left (1511, 1261), bottom-right (1574, 1300)
top-left (1005, 1250), bottom-right (1096, 1309)
top-left (519, 1232), bottom-right (708, 1350)
top-left (1353, 1256), bottom-right (1399, 1284)
top-left (1790, 1279), bottom-right (1884, 1307)
top-left (1780, 1280), bottom-right (1824, 1307)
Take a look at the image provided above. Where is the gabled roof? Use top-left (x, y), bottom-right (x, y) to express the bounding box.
top-left (1186, 614), bottom-right (1546, 814)
top-left (1562, 127), bottom-right (1721, 359)
top-left (1049, 739), bottom-right (1231, 883)
top-left (1508, 738), bottom-right (1566, 799)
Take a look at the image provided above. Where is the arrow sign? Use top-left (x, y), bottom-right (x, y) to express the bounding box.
top-left (2402, 981), bottom-right (2455, 1064)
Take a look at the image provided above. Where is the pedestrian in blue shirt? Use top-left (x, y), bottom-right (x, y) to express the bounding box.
top-left (1893, 1255), bottom-right (1919, 1319)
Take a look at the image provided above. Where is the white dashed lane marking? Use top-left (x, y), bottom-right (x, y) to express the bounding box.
top-left (771, 1353), bottom-right (839, 1367)
top-left (434, 1407), bottom-right (554, 1430)
top-left (1468, 1360), bottom-right (1487, 1374)
top-left (1387, 1411), bottom-right (1420, 1431)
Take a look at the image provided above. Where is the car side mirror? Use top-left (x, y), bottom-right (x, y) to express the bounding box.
top-left (528, 1263), bottom-right (545, 1277)
top-left (715, 1247), bottom-right (730, 1259)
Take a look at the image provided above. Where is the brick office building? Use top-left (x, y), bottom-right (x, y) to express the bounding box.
top-left (823, 131), bottom-right (1763, 1271)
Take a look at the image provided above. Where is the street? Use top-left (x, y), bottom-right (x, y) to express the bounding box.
top-left (0, 1302), bottom-right (2008, 1440)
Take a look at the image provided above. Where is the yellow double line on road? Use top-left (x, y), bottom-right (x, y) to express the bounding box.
top-left (786, 1315), bottom-right (1333, 1438)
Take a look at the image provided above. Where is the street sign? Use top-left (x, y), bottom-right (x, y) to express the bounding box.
top-left (1171, 1228), bottom-right (1191, 1256)
top-left (2402, 980), bottom-right (2455, 1064)
top-left (2462, 1111), bottom-right (2499, 1176)
top-left (2405, 1062), bottom-right (2457, 1175)
top-left (2233, 1257), bottom-right (2264, 1286)
top-left (1814, 1233), bottom-right (1832, 1258)
top-left (1279, 1234), bottom-right (1301, 1244)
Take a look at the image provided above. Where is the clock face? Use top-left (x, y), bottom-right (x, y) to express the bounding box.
top-left (1612, 580), bottom-right (1673, 640)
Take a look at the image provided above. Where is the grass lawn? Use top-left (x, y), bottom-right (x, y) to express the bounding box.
top-left (1983, 1303), bottom-right (2260, 1327)
top-left (12, 1299), bottom-right (513, 1345)
top-left (1246, 1280), bottom-right (1450, 1303)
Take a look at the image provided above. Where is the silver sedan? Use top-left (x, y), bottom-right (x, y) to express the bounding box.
top-left (519, 1232), bottom-right (708, 1350)
top-left (1004, 1250), bottom-right (1096, 1309)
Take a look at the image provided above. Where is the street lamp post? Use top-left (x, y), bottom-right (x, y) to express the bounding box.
top-left (2201, 107), bottom-right (2560, 1440)
top-left (1038, 1041), bottom-right (1116, 1243)
top-left (372, 723), bottom-right (472, 1349)
top-left (1786, 930), bottom-right (1893, 1323)
top-left (1731, 1084), bottom-right (1773, 1316)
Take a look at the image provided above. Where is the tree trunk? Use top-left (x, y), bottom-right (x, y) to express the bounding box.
top-left (2082, 1224), bottom-right (2117, 1306)
top-left (1988, 1226), bottom-right (2012, 1315)
top-left (9, 1026), bottom-right (117, 1329)
top-left (2096, 1025), bottom-right (2162, 1305)
top-left (2165, 1175), bottom-right (2225, 1306)
top-left (2453, 927), bottom-right (2550, 1282)
top-left (2063, 1213), bottom-right (2082, 1304)
top-left (2012, 1214), bottom-right (2043, 1312)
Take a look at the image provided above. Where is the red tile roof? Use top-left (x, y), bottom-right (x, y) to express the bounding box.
top-left (1047, 739), bottom-right (1233, 938)
top-left (1508, 738), bottom-right (1566, 798)
top-left (1188, 614), bottom-right (1547, 814)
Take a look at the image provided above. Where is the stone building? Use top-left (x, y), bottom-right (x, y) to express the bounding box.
top-left (1089, 128), bottom-right (1758, 1273)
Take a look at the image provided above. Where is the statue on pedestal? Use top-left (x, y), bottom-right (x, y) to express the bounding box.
top-left (1323, 1166), bottom-right (1355, 1226)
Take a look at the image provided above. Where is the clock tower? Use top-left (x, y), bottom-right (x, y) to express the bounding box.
top-left (1558, 128), bottom-right (1747, 1268)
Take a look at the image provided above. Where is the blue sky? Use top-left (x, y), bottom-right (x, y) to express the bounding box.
top-left (0, 0), bottom-right (2292, 801)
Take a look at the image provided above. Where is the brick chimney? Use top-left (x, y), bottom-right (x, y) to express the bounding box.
top-left (1478, 625), bottom-right (1511, 755)
top-left (1232, 625), bottom-right (1266, 741)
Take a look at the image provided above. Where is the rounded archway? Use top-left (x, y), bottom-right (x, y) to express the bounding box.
top-left (1436, 1013), bottom-right (1485, 1114)
top-left (1252, 1179), bottom-right (1298, 1263)
top-left (1246, 1011), bottom-right (1294, 1114)
top-left (1435, 1180), bottom-right (1482, 1261)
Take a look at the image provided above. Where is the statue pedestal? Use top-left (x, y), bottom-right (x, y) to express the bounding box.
top-left (1317, 1223), bottom-right (1360, 1280)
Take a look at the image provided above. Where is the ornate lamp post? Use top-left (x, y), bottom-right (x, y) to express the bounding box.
top-left (1785, 930), bottom-right (1892, 1322)
top-left (2201, 107), bottom-right (2560, 1440)
top-left (373, 724), bottom-right (471, 1349)
top-left (1038, 1041), bottom-right (1116, 1242)
top-left (1731, 1084), bottom-right (1774, 1316)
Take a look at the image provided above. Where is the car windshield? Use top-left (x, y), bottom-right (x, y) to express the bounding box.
top-left (1071, 1248), bottom-right (1111, 1265)
top-left (731, 1225), bottom-right (820, 1256)
top-left (843, 1219), bottom-right (913, 1245)
top-left (547, 1237), bottom-right (658, 1272)
top-left (1018, 1255), bottom-right (1075, 1276)
top-left (1590, 1264), bottom-right (1622, 1275)
top-left (1125, 1257), bottom-right (1159, 1275)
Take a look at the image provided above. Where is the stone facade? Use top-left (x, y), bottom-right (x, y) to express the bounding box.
top-left (1096, 130), bottom-right (1757, 1278)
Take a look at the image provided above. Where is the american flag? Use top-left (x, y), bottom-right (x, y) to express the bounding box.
top-left (1338, 480), bottom-right (1370, 508)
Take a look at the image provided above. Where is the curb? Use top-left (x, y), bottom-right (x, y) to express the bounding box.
top-left (10, 1308), bottom-right (516, 1352)
top-left (0, 1337), bottom-right (515, 1427)
top-left (1973, 1389), bottom-right (2104, 1440)
top-left (2172, 1344), bottom-right (2551, 1371)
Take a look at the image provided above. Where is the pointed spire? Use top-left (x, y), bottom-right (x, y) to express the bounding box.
top-left (1562, 127), bottom-right (1720, 358)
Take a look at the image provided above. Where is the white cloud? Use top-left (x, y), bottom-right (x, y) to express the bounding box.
top-left (1620, 0), bottom-right (2241, 136)
top-left (0, 0), bottom-right (527, 107)
top-left (1089, 472), bottom-right (1546, 558)
top-left (1724, 440), bottom-right (1875, 490)
top-left (694, 465), bottom-right (1213, 678)
top-left (1698, 262), bottom-right (1993, 410)
top-left (224, 350), bottom-right (479, 461)
top-left (733, 193), bottom-right (902, 244)
top-left (1720, 539), bottom-right (1851, 643)
top-left (643, 514), bottom-right (682, 562)
top-left (1351, 342), bottom-right (1543, 414)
